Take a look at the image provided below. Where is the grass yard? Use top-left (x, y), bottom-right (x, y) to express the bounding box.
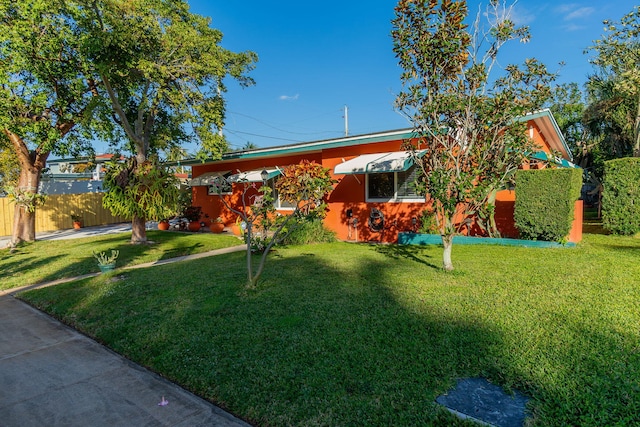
top-left (0, 230), bottom-right (242, 290)
top-left (17, 234), bottom-right (640, 426)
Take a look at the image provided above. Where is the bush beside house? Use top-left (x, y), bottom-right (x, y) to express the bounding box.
top-left (602, 157), bottom-right (640, 235)
top-left (514, 168), bottom-right (582, 242)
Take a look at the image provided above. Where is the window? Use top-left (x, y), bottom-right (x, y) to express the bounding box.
top-left (265, 178), bottom-right (296, 210)
top-left (366, 166), bottom-right (423, 202)
top-left (208, 173), bottom-right (232, 195)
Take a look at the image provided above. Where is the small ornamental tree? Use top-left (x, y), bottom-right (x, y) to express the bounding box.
top-left (216, 160), bottom-right (335, 288)
top-left (392, 0), bottom-right (554, 270)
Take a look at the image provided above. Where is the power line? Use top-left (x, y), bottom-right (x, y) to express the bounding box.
top-left (227, 109), bottom-right (344, 136)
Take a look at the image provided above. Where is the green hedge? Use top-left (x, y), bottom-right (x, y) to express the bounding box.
top-left (602, 157), bottom-right (640, 235)
top-left (514, 168), bottom-right (582, 242)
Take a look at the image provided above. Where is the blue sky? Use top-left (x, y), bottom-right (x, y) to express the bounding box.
top-left (180, 1), bottom-right (637, 152)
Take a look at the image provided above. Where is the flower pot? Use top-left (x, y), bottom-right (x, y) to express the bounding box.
top-left (209, 222), bottom-right (224, 233)
top-left (98, 263), bottom-right (116, 273)
top-left (188, 221), bottom-right (201, 232)
top-left (231, 224), bottom-right (242, 236)
top-left (157, 221), bottom-right (170, 230)
top-left (73, 221), bottom-right (82, 230)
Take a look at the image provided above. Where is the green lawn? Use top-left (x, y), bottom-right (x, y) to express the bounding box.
top-left (15, 233), bottom-right (640, 426)
top-left (0, 230), bottom-right (242, 290)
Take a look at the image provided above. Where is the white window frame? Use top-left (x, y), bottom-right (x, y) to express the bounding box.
top-left (365, 167), bottom-right (424, 203)
top-left (266, 178), bottom-right (296, 211)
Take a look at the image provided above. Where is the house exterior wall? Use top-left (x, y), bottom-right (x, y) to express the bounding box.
top-left (191, 152), bottom-right (323, 225)
top-left (190, 116), bottom-right (582, 244)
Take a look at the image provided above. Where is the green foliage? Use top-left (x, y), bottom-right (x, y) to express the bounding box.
top-left (0, 0), bottom-right (97, 242)
top-left (392, 0), bottom-right (555, 270)
top-left (280, 218), bottom-right (336, 245)
top-left (418, 208), bottom-right (439, 234)
top-left (275, 160), bottom-right (336, 216)
top-left (601, 157), bottom-right (640, 235)
top-left (0, 145), bottom-right (19, 190)
top-left (102, 157), bottom-right (180, 221)
top-left (514, 168), bottom-right (582, 241)
top-left (74, 0), bottom-right (257, 160)
top-left (6, 186), bottom-right (47, 213)
top-left (586, 6), bottom-right (640, 157)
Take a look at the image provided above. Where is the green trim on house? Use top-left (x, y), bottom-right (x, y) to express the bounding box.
top-left (398, 232), bottom-right (576, 248)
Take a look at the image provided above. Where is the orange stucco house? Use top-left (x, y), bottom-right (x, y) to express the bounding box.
top-left (184, 109), bottom-right (582, 243)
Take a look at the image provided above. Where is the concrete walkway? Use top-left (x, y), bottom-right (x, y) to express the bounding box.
top-left (0, 224), bottom-right (251, 426)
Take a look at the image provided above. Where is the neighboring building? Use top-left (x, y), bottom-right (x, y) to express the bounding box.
top-left (184, 109), bottom-right (582, 243)
top-left (40, 154), bottom-right (114, 195)
top-left (42, 154), bottom-right (190, 195)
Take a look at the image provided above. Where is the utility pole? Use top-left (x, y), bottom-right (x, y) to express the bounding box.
top-left (344, 105), bottom-right (349, 136)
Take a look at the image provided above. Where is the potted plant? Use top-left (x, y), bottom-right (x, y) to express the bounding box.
top-left (183, 206), bottom-right (203, 232)
top-left (209, 217), bottom-right (225, 233)
top-left (231, 217), bottom-right (244, 236)
top-left (71, 213), bottom-right (83, 229)
top-left (93, 249), bottom-right (119, 273)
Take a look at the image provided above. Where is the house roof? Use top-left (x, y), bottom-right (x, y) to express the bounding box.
top-left (521, 109), bottom-right (573, 161)
top-left (176, 129), bottom-right (416, 167)
top-left (175, 108), bottom-right (571, 167)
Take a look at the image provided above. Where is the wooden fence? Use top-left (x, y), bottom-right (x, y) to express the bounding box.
top-left (1, 193), bottom-right (127, 236)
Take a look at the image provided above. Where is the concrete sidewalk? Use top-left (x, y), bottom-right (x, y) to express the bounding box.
top-left (0, 224), bottom-right (251, 426)
top-left (0, 297), bottom-right (251, 427)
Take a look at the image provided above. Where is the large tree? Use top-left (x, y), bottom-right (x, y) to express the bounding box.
top-left (0, 0), bottom-right (97, 246)
top-left (75, 0), bottom-right (256, 243)
top-left (586, 6), bottom-right (640, 157)
top-left (392, 0), bottom-right (554, 270)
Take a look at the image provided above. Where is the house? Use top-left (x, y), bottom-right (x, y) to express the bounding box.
top-left (184, 108), bottom-right (582, 243)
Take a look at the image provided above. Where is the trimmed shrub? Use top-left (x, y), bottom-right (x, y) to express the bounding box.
top-left (602, 157), bottom-right (640, 235)
top-left (514, 168), bottom-right (582, 242)
top-left (281, 218), bottom-right (336, 245)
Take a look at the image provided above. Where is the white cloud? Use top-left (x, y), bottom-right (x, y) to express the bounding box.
top-left (278, 94), bottom-right (299, 101)
top-left (565, 7), bottom-right (594, 20)
top-left (555, 4), bottom-right (595, 21)
top-left (563, 23), bottom-right (587, 32)
top-left (509, 5), bottom-right (536, 26)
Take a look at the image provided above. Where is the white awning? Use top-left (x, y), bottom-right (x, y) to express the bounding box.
top-left (189, 171), bottom-right (230, 186)
top-left (227, 168), bottom-right (282, 183)
top-left (334, 151), bottom-right (425, 175)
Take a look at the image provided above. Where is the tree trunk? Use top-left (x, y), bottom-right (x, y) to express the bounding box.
top-left (4, 129), bottom-right (48, 246)
top-left (130, 215), bottom-right (147, 244)
top-left (10, 168), bottom-right (44, 246)
top-left (441, 233), bottom-right (454, 271)
top-left (11, 205), bottom-right (35, 246)
top-left (486, 189), bottom-right (500, 238)
top-left (245, 221), bottom-right (254, 287)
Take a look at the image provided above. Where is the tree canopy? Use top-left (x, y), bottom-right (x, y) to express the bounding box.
top-left (0, 0), bottom-right (97, 245)
top-left (392, 0), bottom-right (554, 270)
top-left (70, 0), bottom-right (257, 243)
top-left (586, 6), bottom-right (640, 157)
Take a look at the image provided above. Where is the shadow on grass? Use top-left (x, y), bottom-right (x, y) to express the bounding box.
top-left (374, 244), bottom-right (440, 269)
top-left (21, 242), bottom-right (640, 425)
top-left (1, 231), bottom-right (241, 290)
top-left (20, 248), bottom-right (498, 426)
